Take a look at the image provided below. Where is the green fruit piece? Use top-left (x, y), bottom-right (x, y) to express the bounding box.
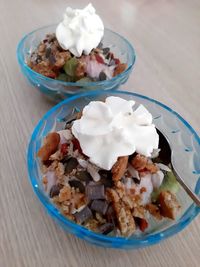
top-left (76, 77), bottom-right (93, 83)
top-left (63, 57), bottom-right (78, 77)
top-left (56, 73), bottom-right (66, 81)
top-left (56, 73), bottom-right (72, 82)
top-left (151, 171), bottom-right (180, 202)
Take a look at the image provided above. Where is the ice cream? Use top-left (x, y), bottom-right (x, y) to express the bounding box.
top-left (72, 96), bottom-right (159, 170)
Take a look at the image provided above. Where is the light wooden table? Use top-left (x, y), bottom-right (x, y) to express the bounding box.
top-left (0, 0), bottom-right (200, 266)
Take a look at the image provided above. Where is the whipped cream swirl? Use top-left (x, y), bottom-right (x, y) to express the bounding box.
top-left (56, 3), bottom-right (104, 57)
top-left (72, 96), bottom-right (159, 170)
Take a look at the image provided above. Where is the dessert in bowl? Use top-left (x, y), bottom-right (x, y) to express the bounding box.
top-left (27, 90), bottom-right (200, 248)
top-left (17, 4), bottom-right (135, 102)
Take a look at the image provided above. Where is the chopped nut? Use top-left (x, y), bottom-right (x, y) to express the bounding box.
top-left (140, 187), bottom-right (147, 194)
top-left (158, 191), bottom-right (181, 220)
top-left (84, 218), bottom-right (99, 232)
top-left (38, 132), bottom-right (60, 162)
top-left (59, 185), bottom-right (71, 202)
top-left (111, 156), bottom-right (128, 181)
top-left (55, 162), bottom-right (65, 179)
top-left (95, 212), bottom-right (106, 224)
top-left (42, 176), bottom-right (48, 185)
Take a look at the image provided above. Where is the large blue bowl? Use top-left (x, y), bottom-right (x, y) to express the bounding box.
top-left (17, 25), bottom-right (136, 102)
top-left (27, 90), bottom-right (200, 249)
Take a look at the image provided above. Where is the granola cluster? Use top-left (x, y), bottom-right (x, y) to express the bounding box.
top-left (38, 113), bottom-right (181, 237)
top-left (28, 33), bottom-right (127, 82)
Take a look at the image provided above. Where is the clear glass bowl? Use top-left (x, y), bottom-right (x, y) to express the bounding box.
top-left (27, 90), bottom-right (200, 249)
top-left (17, 25), bottom-right (136, 102)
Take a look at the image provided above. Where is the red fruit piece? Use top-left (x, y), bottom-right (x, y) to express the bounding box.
top-left (114, 58), bottom-right (120, 65)
top-left (95, 54), bottom-right (104, 64)
top-left (61, 143), bottom-right (68, 155)
top-left (138, 218), bottom-right (148, 232)
top-left (72, 138), bottom-right (83, 154)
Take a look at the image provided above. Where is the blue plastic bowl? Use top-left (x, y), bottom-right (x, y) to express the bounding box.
top-left (27, 90), bottom-right (200, 249)
top-left (17, 25), bottom-right (136, 102)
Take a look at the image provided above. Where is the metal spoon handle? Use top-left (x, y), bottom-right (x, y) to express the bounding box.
top-left (172, 167), bottom-right (200, 207)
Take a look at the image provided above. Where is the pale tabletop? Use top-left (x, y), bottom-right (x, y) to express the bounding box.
top-left (0, 0), bottom-right (200, 266)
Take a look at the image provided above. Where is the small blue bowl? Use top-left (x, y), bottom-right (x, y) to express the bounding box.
top-left (27, 90), bottom-right (200, 249)
top-left (17, 25), bottom-right (136, 102)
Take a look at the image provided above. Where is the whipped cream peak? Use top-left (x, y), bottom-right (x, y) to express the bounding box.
top-left (72, 96), bottom-right (159, 170)
top-left (56, 3), bottom-right (104, 57)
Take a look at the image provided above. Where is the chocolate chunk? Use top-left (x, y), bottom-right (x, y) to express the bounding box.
top-left (102, 47), bottom-right (110, 55)
top-left (69, 180), bottom-right (85, 193)
top-left (76, 171), bottom-right (92, 182)
top-left (86, 183), bottom-right (105, 200)
top-left (90, 200), bottom-right (108, 215)
top-left (49, 184), bottom-right (63, 198)
top-left (45, 47), bottom-right (51, 58)
top-left (99, 170), bottom-right (113, 188)
top-left (61, 155), bottom-right (71, 164)
top-left (133, 177), bottom-right (140, 184)
top-left (99, 223), bottom-right (114, 235)
top-left (74, 206), bottom-right (92, 224)
top-left (64, 157), bottom-right (78, 174)
top-left (99, 71), bottom-right (107, 81)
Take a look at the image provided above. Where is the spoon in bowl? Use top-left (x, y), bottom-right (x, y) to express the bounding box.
top-left (157, 129), bottom-right (200, 207)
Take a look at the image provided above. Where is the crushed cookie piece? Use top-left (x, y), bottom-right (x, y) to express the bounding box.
top-left (131, 154), bottom-right (148, 171)
top-left (113, 63), bottom-right (127, 76)
top-left (146, 203), bottom-right (163, 220)
top-left (38, 132), bottom-right (60, 162)
top-left (111, 156), bottom-right (128, 181)
top-left (158, 191), bottom-right (181, 220)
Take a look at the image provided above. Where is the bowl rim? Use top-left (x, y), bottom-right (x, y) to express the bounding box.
top-left (27, 90), bottom-right (200, 248)
top-left (17, 24), bottom-right (136, 88)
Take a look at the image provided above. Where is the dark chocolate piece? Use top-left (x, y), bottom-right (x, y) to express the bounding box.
top-left (69, 180), bottom-right (85, 193)
top-left (99, 170), bottom-right (113, 188)
top-left (99, 71), bottom-right (107, 81)
top-left (76, 171), bottom-right (92, 182)
top-left (64, 157), bottom-right (78, 174)
top-left (90, 200), bottom-right (108, 215)
top-left (99, 223), bottom-right (114, 235)
top-left (74, 206), bottom-right (92, 224)
top-left (49, 184), bottom-right (63, 198)
top-left (102, 47), bottom-right (110, 55)
top-left (86, 183), bottom-right (105, 200)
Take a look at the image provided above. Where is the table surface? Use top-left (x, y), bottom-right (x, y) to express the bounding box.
top-left (0, 0), bottom-right (200, 266)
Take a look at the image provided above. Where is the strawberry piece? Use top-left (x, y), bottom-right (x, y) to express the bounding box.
top-left (95, 54), bottom-right (104, 64)
top-left (72, 138), bottom-right (83, 154)
top-left (61, 143), bottom-right (68, 155)
top-left (138, 218), bottom-right (148, 232)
